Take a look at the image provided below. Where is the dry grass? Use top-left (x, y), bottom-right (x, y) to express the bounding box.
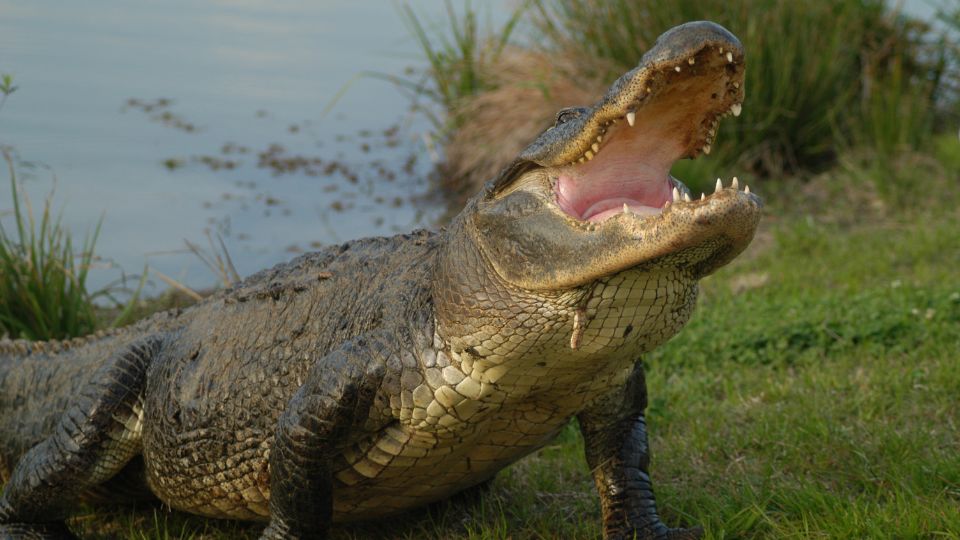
top-left (437, 47), bottom-right (608, 209)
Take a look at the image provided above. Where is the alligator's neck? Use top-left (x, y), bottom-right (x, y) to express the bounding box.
top-left (430, 201), bottom-right (700, 400)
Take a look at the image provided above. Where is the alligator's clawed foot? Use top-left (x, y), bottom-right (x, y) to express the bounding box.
top-left (259, 521), bottom-right (329, 540)
top-left (0, 522), bottom-right (78, 540)
top-left (609, 524), bottom-right (704, 540)
top-left (257, 522), bottom-right (287, 540)
top-left (666, 524), bottom-right (705, 540)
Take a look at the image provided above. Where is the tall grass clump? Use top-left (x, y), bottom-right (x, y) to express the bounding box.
top-left (397, 0), bottom-right (527, 132)
top-left (0, 151), bottom-right (103, 340)
top-left (528, 0), bottom-right (956, 180)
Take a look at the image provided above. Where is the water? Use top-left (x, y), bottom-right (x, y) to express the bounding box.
top-left (0, 0), bottom-right (509, 294)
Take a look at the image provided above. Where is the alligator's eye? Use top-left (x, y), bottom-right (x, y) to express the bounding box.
top-left (555, 107), bottom-right (587, 125)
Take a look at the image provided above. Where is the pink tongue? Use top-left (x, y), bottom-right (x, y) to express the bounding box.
top-left (556, 172), bottom-right (672, 221)
top-left (583, 198), bottom-right (664, 222)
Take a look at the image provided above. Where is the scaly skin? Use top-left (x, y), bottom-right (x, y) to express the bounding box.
top-left (0, 21), bottom-right (759, 539)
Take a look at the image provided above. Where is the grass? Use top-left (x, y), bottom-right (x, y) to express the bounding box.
top-left (0, 150), bottom-right (106, 340)
top-left (394, 0), bottom-right (527, 132)
top-left (0, 74), bottom-right (17, 113)
top-left (639, 219), bottom-right (960, 538)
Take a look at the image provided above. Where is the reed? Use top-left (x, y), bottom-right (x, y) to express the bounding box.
top-left (0, 148), bottom-right (149, 339)
top-left (0, 151), bottom-right (102, 340)
top-left (398, 0), bottom-right (526, 132)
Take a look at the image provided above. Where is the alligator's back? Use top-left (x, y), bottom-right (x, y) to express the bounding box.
top-left (0, 229), bottom-right (441, 488)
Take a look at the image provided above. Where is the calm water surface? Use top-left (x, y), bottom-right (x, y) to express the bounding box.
top-left (0, 1), bottom-right (510, 293)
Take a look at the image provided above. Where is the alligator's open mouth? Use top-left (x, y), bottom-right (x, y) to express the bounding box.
top-left (553, 32), bottom-right (746, 223)
top-left (473, 22), bottom-right (761, 291)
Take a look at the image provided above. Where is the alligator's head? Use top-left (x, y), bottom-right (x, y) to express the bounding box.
top-left (462, 21), bottom-right (759, 289)
top-left (437, 21), bottom-right (761, 363)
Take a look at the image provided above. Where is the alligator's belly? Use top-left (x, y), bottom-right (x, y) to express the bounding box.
top-left (330, 350), bottom-right (642, 520)
top-left (330, 409), bottom-right (571, 520)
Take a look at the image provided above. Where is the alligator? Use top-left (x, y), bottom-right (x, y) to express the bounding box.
top-left (0, 21), bottom-right (759, 540)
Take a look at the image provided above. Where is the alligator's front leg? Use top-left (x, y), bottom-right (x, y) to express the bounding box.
top-left (0, 336), bottom-right (164, 540)
top-left (260, 333), bottom-right (390, 540)
top-left (578, 362), bottom-right (703, 540)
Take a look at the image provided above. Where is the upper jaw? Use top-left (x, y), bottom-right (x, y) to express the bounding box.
top-left (571, 31), bottom-right (745, 166)
top-left (550, 44), bottom-right (745, 224)
top-left (493, 22), bottom-right (746, 227)
top-left (498, 20), bottom-right (746, 174)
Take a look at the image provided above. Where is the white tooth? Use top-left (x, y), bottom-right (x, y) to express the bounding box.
top-left (731, 103), bottom-right (742, 117)
top-left (715, 178), bottom-right (723, 193)
top-left (733, 81), bottom-right (740, 89)
top-left (675, 66), bottom-right (682, 72)
top-left (664, 200), bottom-right (671, 208)
top-left (744, 185), bottom-right (751, 194)
top-left (577, 157), bottom-right (585, 163)
top-left (683, 193), bottom-right (691, 202)
top-left (646, 86), bottom-right (652, 93)
top-left (623, 203), bottom-right (630, 214)
top-left (719, 47), bottom-right (724, 54)
top-left (592, 142), bottom-right (600, 152)
top-left (726, 52), bottom-right (734, 63)
top-left (596, 135), bottom-right (603, 143)
top-left (732, 176), bottom-right (739, 190)
top-left (701, 193), bottom-right (705, 201)
top-left (585, 150), bottom-right (594, 160)
top-left (626, 111), bottom-right (636, 127)
top-left (672, 187), bottom-right (680, 202)
top-left (688, 57), bottom-right (695, 65)
top-left (703, 144), bottom-right (711, 155)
